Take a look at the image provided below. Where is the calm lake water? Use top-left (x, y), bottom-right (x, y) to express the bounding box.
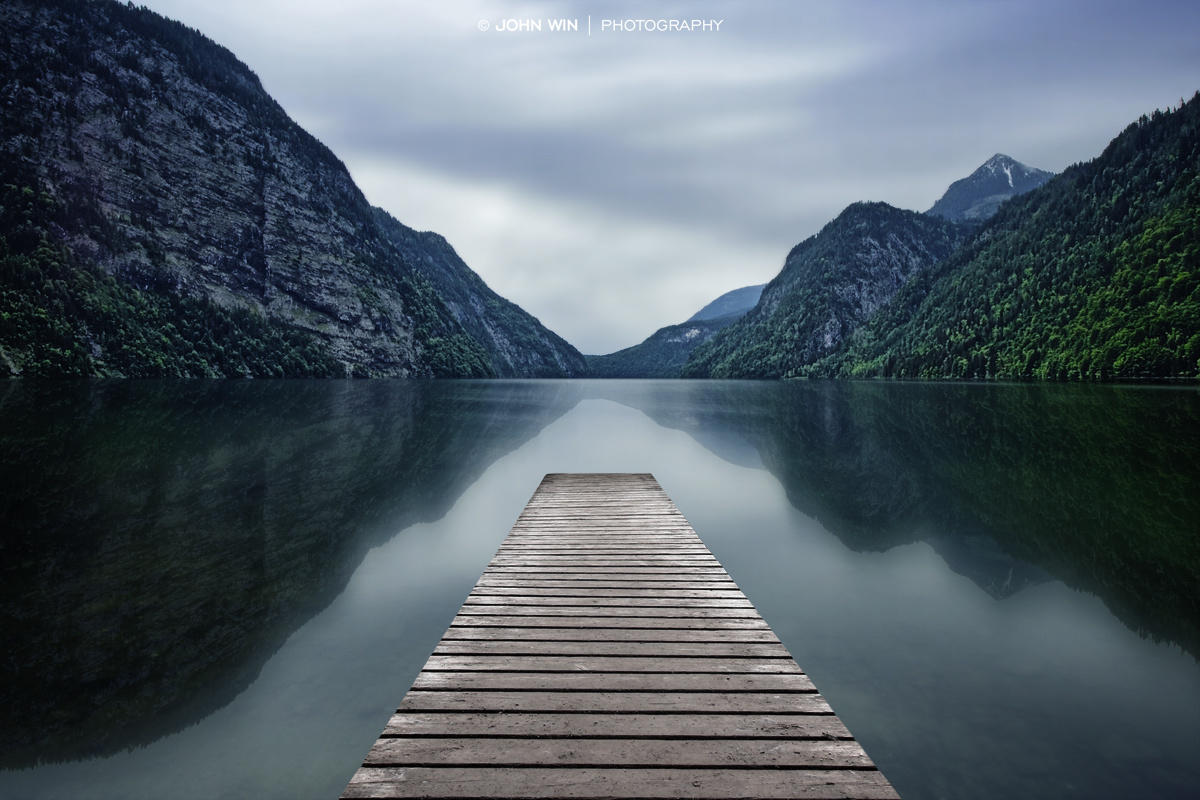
top-left (1, 379), bottom-right (1198, 799)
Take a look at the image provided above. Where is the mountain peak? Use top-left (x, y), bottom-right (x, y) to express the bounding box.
top-left (928, 154), bottom-right (1054, 222)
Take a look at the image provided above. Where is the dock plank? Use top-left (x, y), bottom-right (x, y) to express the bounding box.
top-left (441, 627), bottom-right (779, 642)
top-left (365, 737), bottom-right (873, 768)
top-left (341, 473), bottom-right (897, 800)
top-left (432, 641), bottom-right (790, 657)
top-left (381, 713), bottom-right (853, 739)
top-left (461, 596), bottom-right (754, 608)
top-left (345, 767), bottom-right (898, 799)
top-left (396, 690), bottom-right (833, 714)
top-left (422, 655), bottom-right (803, 673)
top-left (409, 672), bottom-right (813, 692)
top-left (467, 588), bottom-right (748, 598)
top-left (449, 615), bottom-right (772, 630)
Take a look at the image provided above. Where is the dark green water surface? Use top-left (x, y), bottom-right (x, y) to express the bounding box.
top-left (1, 379), bottom-right (1197, 799)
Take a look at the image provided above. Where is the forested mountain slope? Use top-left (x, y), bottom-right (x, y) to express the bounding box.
top-left (682, 203), bottom-right (966, 378)
top-left (815, 94), bottom-right (1200, 380)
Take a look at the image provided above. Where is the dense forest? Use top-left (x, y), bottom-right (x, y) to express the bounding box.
top-left (810, 94), bottom-right (1200, 380)
top-left (782, 96), bottom-right (1199, 382)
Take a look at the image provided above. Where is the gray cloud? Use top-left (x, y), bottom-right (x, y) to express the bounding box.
top-left (143, 0), bottom-right (1200, 353)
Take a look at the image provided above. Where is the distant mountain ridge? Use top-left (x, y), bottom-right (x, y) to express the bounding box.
top-left (596, 154), bottom-right (1053, 381)
top-left (687, 284), bottom-right (765, 322)
top-left (927, 153), bottom-right (1054, 221)
top-left (586, 283), bottom-right (765, 377)
top-left (679, 97), bottom-right (1199, 382)
top-left (585, 317), bottom-right (737, 378)
top-left (682, 203), bottom-right (966, 378)
top-left (0, 0), bottom-right (584, 377)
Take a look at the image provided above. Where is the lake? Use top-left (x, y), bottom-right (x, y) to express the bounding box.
top-left (1, 379), bottom-right (1198, 799)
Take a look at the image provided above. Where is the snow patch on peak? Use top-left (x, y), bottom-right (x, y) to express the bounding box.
top-left (982, 153), bottom-right (1013, 172)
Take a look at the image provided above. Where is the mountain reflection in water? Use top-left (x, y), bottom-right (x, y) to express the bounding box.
top-left (1, 379), bottom-right (1196, 800)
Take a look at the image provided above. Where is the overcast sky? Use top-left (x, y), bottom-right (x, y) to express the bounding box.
top-left (142, 0), bottom-right (1199, 354)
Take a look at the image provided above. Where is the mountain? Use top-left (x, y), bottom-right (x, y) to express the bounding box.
top-left (586, 283), bottom-right (764, 377)
top-left (681, 203), bottom-right (966, 378)
top-left (0, 0), bottom-right (583, 378)
top-left (687, 284), bottom-right (765, 322)
top-left (585, 317), bottom-right (737, 378)
top-left (927, 153), bottom-right (1054, 222)
top-left (371, 210), bottom-right (585, 377)
top-left (818, 93), bottom-right (1200, 380)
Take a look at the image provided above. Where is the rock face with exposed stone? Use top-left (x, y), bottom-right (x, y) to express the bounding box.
top-left (0, 0), bottom-right (585, 377)
top-left (682, 202), bottom-right (966, 378)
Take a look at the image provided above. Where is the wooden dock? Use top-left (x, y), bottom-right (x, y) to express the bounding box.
top-left (342, 473), bottom-right (898, 799)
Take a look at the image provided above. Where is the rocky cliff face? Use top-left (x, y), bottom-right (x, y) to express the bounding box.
top-left (0, 0), bottom-right (582, 377)
top-left (682, 202), bottom-right (966, 378)
top-left (373, 210), bottom-right (587, 377)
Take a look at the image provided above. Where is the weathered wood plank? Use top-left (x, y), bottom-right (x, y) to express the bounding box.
top-left (488, 558), bottom-right (723, 566)
top-left (501, 542), bottom-right (702, 547)
top-left (502, 540), bottom-right (701, 545)
top-left (480, 569), bottom-right (734, 580)
top-left (472, 579), bottom-right (740, 589)
top-left (410, 671), bottom-right (812, 692)
top-left (508, 533), bottom-right (696, 537)
top-left (422, 655), bottom-right (802, 673)
top-left (381, 712), bottom-right (853, 739)
top-left (462, 596), bottom-right (753, 608)
top-left (455, 606), bottom-right (762, 618)
top-left (503, 542), bottom-right (700, 546)
top-left (515, 516), bottom-right (686, 522)
top-left (345, 767), bottom-right (897, 799)
top-left (365, 737), bottom-right (871, 768)
top-left (479, 567), bottom-right (733, 575)
top-left (496, 547), bottom-right (712, 553)
top-left (433, 641), bottom-right (790, 658)
top-left (468, 588), bottom-right (747, 599)
top-left (450, 615), bottom-right (771, 630)
top-left (507, 527), bottom-right (691, 531)
top-left (397, 690), bottom-right (833, 714)
top-left (442, 627), bottom-right (779, 643)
